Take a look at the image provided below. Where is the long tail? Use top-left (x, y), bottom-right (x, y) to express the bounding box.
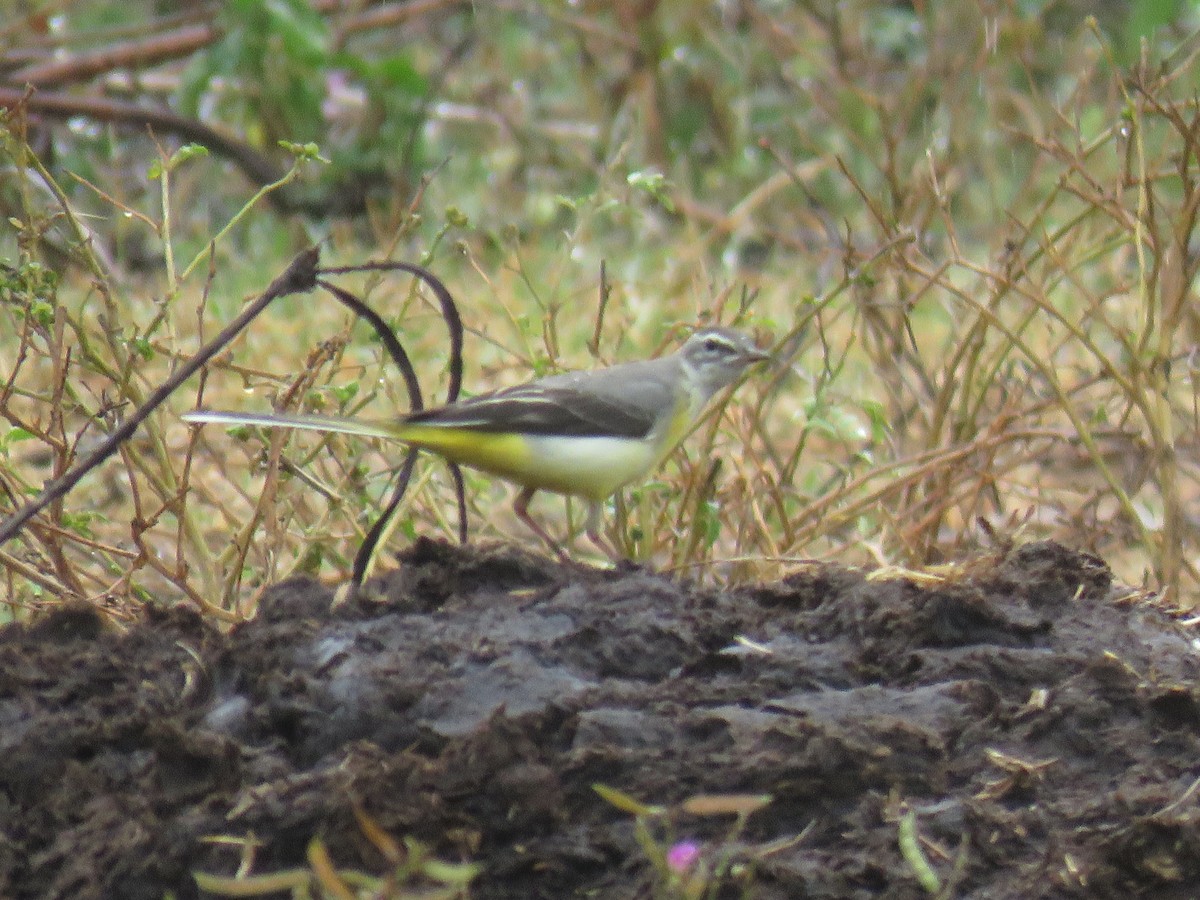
top-left (182, 409), bottom-right (401, 441)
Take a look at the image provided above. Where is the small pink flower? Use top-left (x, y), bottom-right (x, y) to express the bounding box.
top-left (667, 840), bottom-right (701, 872)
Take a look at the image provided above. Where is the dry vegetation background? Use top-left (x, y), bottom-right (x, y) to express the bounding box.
top-left (2, 0), bottom-right (1200, 617)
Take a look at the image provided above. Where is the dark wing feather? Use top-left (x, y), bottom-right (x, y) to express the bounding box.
top-left (404, 358), bottom-right (676, 439)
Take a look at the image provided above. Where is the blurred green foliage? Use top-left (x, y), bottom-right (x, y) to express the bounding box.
top-left (181, 0), bottom-right (331, 145)
top-left (3, 0), bottom-right (1196, 265)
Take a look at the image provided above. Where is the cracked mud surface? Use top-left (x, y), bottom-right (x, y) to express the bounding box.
top-left (4, 540), bottom-right (1200, 898)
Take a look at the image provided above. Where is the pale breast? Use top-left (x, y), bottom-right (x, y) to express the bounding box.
top-left (520, 435), bottom-right (662, 499)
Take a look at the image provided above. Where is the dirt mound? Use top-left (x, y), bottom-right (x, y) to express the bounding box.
top-left (3, 540), bottom-right (1199, 898)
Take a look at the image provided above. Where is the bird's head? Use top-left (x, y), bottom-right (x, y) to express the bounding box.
top-left (678, 326), bottom-right (771, 399)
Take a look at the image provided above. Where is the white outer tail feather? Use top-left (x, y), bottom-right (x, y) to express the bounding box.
top-left (182, 410), bottom-right (398, 440)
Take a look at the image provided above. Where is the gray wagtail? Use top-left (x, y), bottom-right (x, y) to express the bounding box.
top-left (184, 326), bottom-right (769, 558)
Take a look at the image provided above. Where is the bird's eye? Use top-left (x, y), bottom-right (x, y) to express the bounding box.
top-left (704, 338), bottom-right (722, 352)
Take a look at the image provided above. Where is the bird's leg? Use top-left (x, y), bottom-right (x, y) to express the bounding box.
top-left (513, 487), bottom-right (568, 560)
top-left (584, 500), bottom-right (623, 562)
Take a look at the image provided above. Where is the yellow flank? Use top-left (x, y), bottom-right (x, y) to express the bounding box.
top-left (393, 422), bottom-right (533, 479)
top-left (393, 424), bottom-right (666, 501)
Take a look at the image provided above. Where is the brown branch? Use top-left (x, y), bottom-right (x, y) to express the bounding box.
top-left (0, 86), bottom-right (287, 193)
top-left (0, 1), bottom-right (468, 216)
top-left (333, 0), bottom-right (468, 42)
top-left (6, 23), bottom-right (222, 88)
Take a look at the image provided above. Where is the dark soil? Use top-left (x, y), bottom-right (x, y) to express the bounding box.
top-left (3, 539), bottom-right (1200, 899)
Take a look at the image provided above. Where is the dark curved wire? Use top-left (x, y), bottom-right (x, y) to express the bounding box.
top-left (318, 261), bottom-right (463, 402)
top-left (447, 461), bottom-right (468, 545)
top-left (316, 261), bottom-right (469, 588)
top-left (350, 449), bottom-right (420, 589)
top-left (317, 278), bottom-right (423, 413)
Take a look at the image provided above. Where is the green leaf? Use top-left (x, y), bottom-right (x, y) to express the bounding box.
top-left (898, 810), bottom-right (941, 893)
top-left (804, 398), bottom-right (866, 442)
top-left (860, 399), bottom-right (889, 443)
top-left (61, 510), bottom-right (101, 538)
top-left (593, 783), bottom-right (666, 817)
top-left (130, 336), bottom-right (154, 361)
top-left (264, 0), bottom-right (329, 65)
top-left (420, 858), bottom-right (480, 885)
top-left (279, 140), bottom-right (330, 163)
top-left (702, 499), bottom-right (722, 546)
top-left (374, 53), bottom-right (427, 94)
top-left (626, 170), bottom-right (676, 212)
top-left (167, 143), bottom-right (210, 172)
top-left (330, 382), bottom-right (359, 407)
top-left (29, 298), bottom-right (55, 327)
top-left (1124, 0), bottom-right (1183, 49)
top-left (0, 427), bottom-right (35, 456)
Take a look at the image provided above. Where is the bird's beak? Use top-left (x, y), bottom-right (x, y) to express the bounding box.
top-left (746, 346), bottom-right (772, 364)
